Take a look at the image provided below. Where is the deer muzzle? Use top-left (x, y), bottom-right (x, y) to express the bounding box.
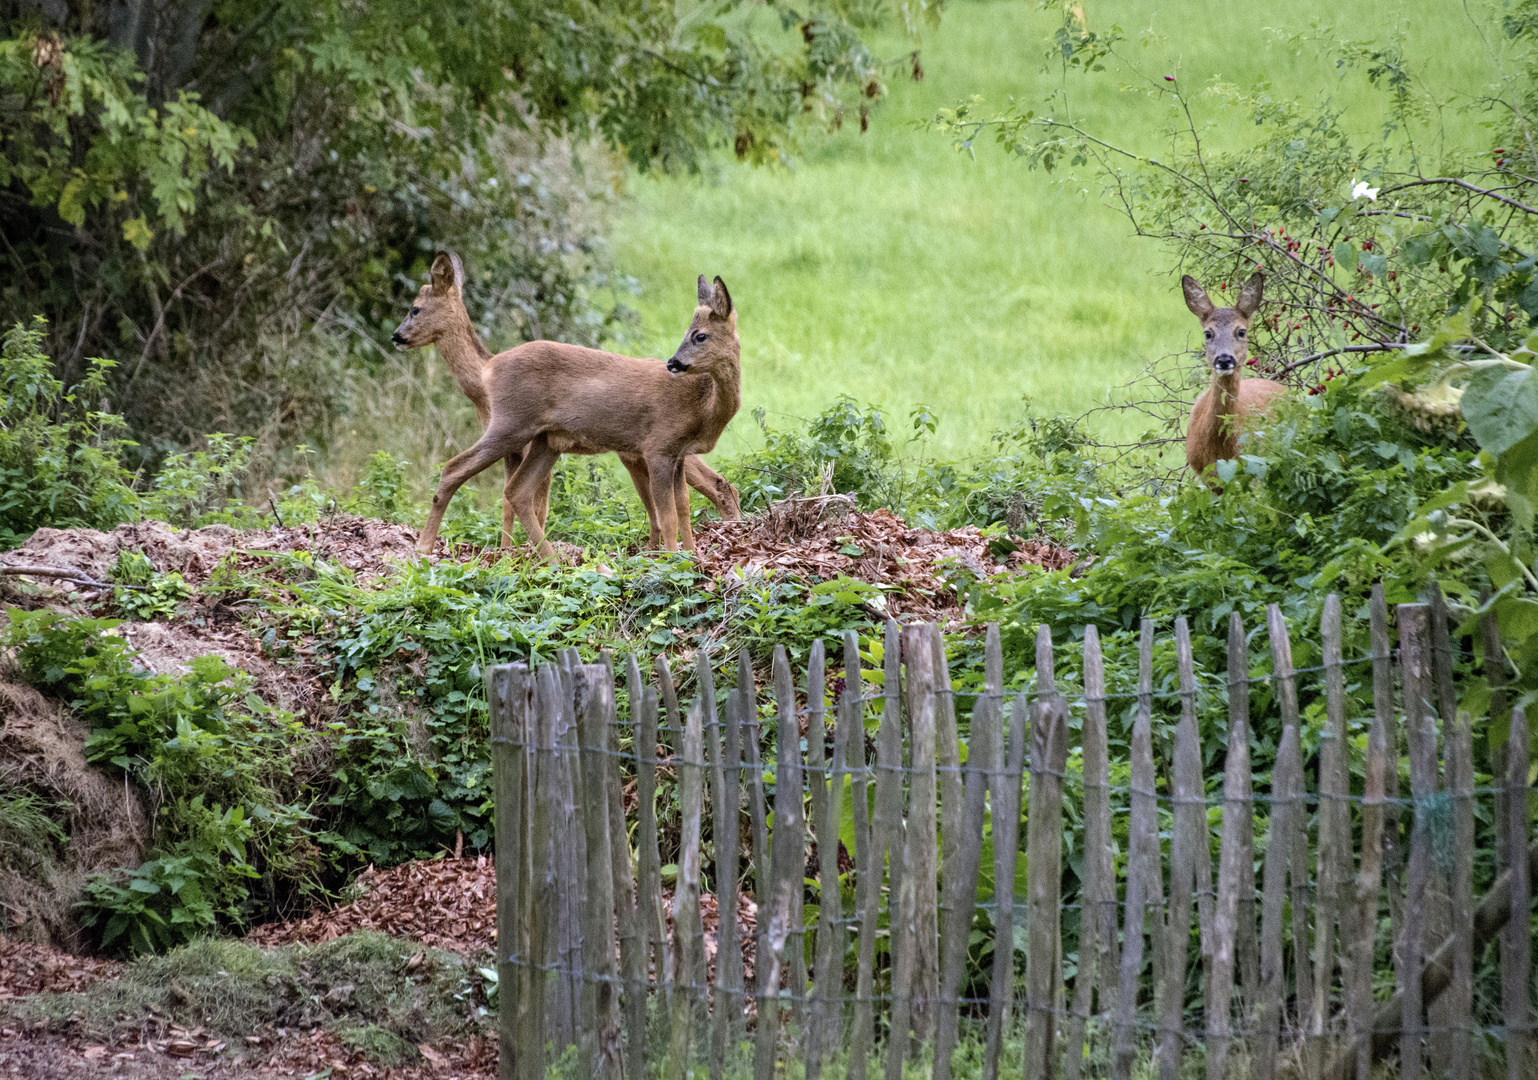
top-left (391, 329), bottom-right (409, 348)
top-left (1213, 354), bottom-right (1237, 374)
top-left (666, 357), bottom-right (688, 374)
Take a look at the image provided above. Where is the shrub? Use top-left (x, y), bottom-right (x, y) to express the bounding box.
top-left (3, 610), bottom-right (330, 953)
top-left (726, 396), bottom-right (939, 515)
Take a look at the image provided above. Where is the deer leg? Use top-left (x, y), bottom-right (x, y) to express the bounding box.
top-left (646, 455), bottom-right (681, 553)
top-left (534, 467), bottom-right (554, 533)
top-left (619, 454), bottom-right (662, 549)
top-left (508, 437), bottom-right (563, 562)
top-left (683, 456), bottom-right (739, 522)
top-left (674, 461), bottom-right (696, 551)
top-left (500, 451), bottom-right (524, 549)
top-left (419, 428), bottom-right (526, 555)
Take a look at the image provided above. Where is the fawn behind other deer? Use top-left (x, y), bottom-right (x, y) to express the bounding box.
top-left (392, 252), bottom-right (739, 549)
top-left (1183, 271), bottom-right (1287, 483)
top-left (414, 274), bottom-right (742, 558)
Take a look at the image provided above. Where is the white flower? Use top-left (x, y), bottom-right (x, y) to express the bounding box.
top-left (1351, 181), bottom-right (1379, 201)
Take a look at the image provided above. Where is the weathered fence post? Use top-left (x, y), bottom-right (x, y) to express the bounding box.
top-left (489, 664), bottom-right (525, 1080)
top-left (1157, 617), bottom-right (1201, 1080)
top-left (1112, 620), bottom-right (1160, 1080)
top-left (576, 664), bottom-right (623, 1080)
top-left (668, 697), bottom-right (707, 1080)
top-left (1309, 595), bottom-right (1350, 1080)
top-left (755, 648), bottom-right (804, 1080)
top-left (1068, 624), bottom-right (1114, 1080)
top-left (1208, 613), bottom-right (1250, 1080)
top-left (1257, 606), bottom-right (1307, 1080)
top-left (886, 623), bottom-right (936, 1080)
top-left (934, 624), bottom-right (991, 1080)
top-left (1399, 603), bottom-right (1435, 1080)
top-left (846, 628), bottom-right (879, 1080)
top-left (984, 681), bottom-right (1029, 1080)
top-left (809, 639), bottom-right (847, 1080)
top-left (1024, 625), bottom-right (1069, 1080)
top-left (608, 666), bottom-right (647, 1080)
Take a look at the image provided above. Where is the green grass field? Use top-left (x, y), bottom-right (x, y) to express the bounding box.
top-left (607, 0), bottom-right (1498, 460)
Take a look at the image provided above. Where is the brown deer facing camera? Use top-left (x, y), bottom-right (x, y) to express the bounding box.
top-left (1183, 271), bottom-right (1287, 483)
top-left (392, 253), bottom-right (739, 550)
top-left (413, 272), bottom-right (742, 559)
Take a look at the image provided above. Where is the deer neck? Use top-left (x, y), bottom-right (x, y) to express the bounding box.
top-left (1211, 369), bottom-right (1243, 417)
top-left (435, 320), bottom-right (494, 413)
top-left (703, 356), bottom-right (742, 432)
top-left (678, 355), bottom-right (741, 449)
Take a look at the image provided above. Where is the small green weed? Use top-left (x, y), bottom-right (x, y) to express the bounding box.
top-left (108, 550), bottom-right (192, 620)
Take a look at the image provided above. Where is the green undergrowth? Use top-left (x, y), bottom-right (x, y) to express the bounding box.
top-left (0, 931), bottom-right (488, 1064)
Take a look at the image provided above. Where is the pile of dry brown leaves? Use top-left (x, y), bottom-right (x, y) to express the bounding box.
top-left (692, 496), bottom-right (1077, 625)
top-left (246, 857), bottom-right (762, 988)
top-left (0, 936), bottom-right (119, 1000)
top-left (246, 857), bottom-right (498, 955)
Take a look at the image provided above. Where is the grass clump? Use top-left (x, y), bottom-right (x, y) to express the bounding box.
top-left (0, 931), bottom-right (485, 1052)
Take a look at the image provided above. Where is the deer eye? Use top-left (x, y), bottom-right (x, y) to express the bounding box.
top-left (1204, 329), bottom-right (1214, 340)
top-left (411, 307), bottom-right (420, 316)
top-left (1236, 328), bottom-right (1246, 338)
top-left (693, 332), bottom-right (708, 344)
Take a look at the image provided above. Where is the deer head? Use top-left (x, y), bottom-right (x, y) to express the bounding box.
top-left (667, 276), bottom-right (738, 376)
top-left (1183, 271), bottom-right (1264, 378)
top-left (392, 251), bottom-right (467, 349)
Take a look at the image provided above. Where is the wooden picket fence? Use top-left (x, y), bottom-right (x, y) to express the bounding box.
top-left (484, 585), bottom-right (1538, 1080)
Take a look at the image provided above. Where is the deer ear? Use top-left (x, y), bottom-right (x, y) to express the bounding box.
top-left (1182, 275), bottom-right (1214, 319)
top-left (430, 251), bottom-right (461, 296)
top-left (1235, 271), bottom-right (1265, 318)
top-left (697, 274), bottom-right (712, 306)
top-left (710, 276), bottom-right (733, 319)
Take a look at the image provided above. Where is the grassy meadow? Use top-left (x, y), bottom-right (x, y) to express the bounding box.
top-left (606, 0), bottom-right (1500, 461)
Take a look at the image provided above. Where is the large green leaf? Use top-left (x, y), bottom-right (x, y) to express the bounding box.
top-left (1462, 364), bottom-right (1538, 457)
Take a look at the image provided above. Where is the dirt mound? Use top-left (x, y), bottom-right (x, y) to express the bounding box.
top-left (113, 620), bottom-right (319, 714)
top-left (0, 682), bottom-right (147, 951)
top-left (0, 937), bottom-right (119, 1000)
top-left (6, 516), bottom-right (443, 596)
top-left (693, 496), bottom-right (1078, 624)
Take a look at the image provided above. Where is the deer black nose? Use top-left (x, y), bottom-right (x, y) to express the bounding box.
top-left (391, 330), bottom-right (407, 346)
top-left (1213, 354), bottom-right (1236, 373)
top-left (666, 357), bottom-right (687, 373)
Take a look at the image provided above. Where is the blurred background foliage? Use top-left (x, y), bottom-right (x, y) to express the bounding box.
top-left (0, 0), bottom-right (925, 476)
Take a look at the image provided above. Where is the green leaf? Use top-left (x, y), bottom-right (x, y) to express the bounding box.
top-left (1462, 365), bottom-right (1538, 457)
top-left (57, 177), bottom-right (89, 227)
top-left (1214, 459), bottom-right (1239, 485)
top-left (121, 216), bottom-right (153, 250)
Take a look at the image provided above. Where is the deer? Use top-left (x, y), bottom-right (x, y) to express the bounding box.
top-left (1182, 271), bottom-right (1288, 483)
top-left (391, 252), bottom-right (740, 550)
top-left (413, 272), bottom-right (742, 560)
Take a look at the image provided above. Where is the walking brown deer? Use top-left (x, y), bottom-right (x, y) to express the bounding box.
top-left (1182, 271), bottom-right (1287, 483)
top-left (412, 272), bottom-right (742, 559)
top-left (392, 252), bottom-right (739, 549)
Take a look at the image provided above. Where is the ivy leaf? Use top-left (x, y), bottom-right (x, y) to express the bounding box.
top-left (1462, 365), bottom-right (1538, 457)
